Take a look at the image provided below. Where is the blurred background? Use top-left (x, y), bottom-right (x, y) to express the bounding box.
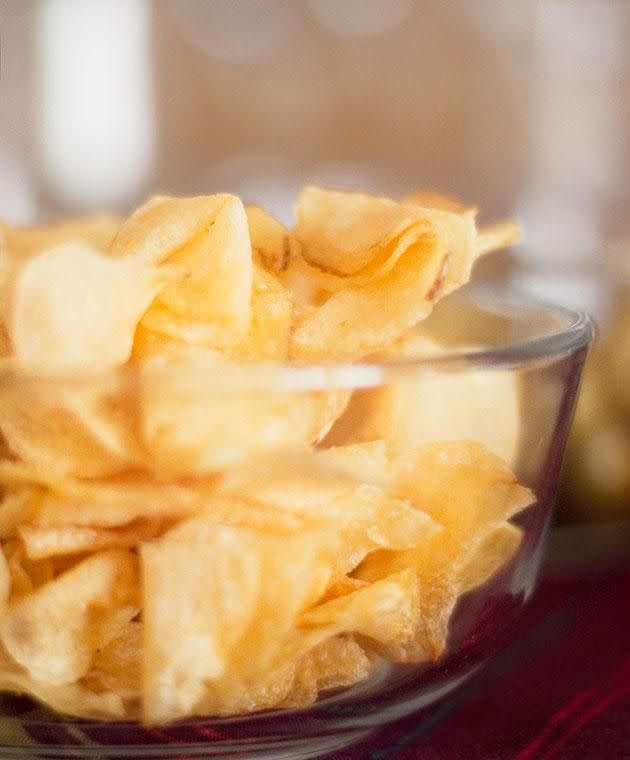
top-left (0, 0), bottom-right (628, 524)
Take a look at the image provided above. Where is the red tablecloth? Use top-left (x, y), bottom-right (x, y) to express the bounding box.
top-left (332, 523), bottom-right (630, 760)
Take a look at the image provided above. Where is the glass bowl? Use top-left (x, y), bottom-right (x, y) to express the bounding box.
top-left (0, 287), bottom-right (593, 759)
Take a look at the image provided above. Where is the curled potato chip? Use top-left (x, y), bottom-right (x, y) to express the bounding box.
top-left (0, 374), bottom-right (144, 479)
top-left (220, 445), bottom-right (438, 587)
top-left (1, 549), bottom-right (137, 684)
top-left (116, 194), bottom-right (253, 341)
top-left (289, 237), bottom-right (443, 360)
top-left (298, 569), bottom-right (420, 661)
top-left (357, 441), bottom-right (532, 659)
top-left (290, 186), bottom-right (519, 360)
top-left (325, 333), bottom-right (522, 465)
top-left (141, 526), bottom-right (330, 723)
top-left (296, 186), bottom-right (428, 276)
top-left (0, 214), bottom-right (120, 257)
top-left (7, 243), bottom-right (169, 369)
top-left (139, 264), bottom-right (292, 361)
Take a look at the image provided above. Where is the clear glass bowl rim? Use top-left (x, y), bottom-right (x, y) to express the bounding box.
top-left (0, 286), bottom-right (594, 393)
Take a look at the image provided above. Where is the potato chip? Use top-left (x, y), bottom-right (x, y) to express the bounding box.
top-left (7, 243), bottom-right (169, 369)
top-left (289, 236), bottom-right (443, 360)
top-left (404, 192), bottom-right (521, 258)
top-left (141, 526), bottom-right (330, 723)
top-left (458, 521), bottom-right (523, 596)
top-left (281, 635), bottom-right (373, 708)
top-left (86, 621), bottom-right (142, 699)
top-left (31, 475), bottom-right (215, 529)
top-left (1, 549), bottom-right (137, 685)
top-left (0, 658), bottom-right (125, 720)
top-left (246, 206), bottom-right (301, 273)
top-left (357, 441), bottom-right (533, 659)
top-left (140, 356), bottom-right (349, 475)
top-left (19, 520), bottom-right (162, 560)
top-left (116, 194), bottom-right (253, 343)
top-left (295, 186), bottom-right (428, 276)
top-left (475, 222), bottom-right (522, 258)
top-left (225, 264), bottom-right (292, 360)
top-left (0, 214), bottom-right (120, 257)
top-left (0, 373), bottom-right (144, 478)
top-left (111, 194), bottom-right (226, 265)
top-left (325, 334), bottom-right (522, 465)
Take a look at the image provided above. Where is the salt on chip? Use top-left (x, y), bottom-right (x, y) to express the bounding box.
top-left (6, 242), bottom-right (169, 369)
top-left (0, 373), bottom-right (145, 479)
top-left (141, 526), bottom-right (331, 723)
top-left (1, 549), bottom-right (137, 685)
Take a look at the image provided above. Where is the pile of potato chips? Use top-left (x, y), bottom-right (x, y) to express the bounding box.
top-left (0, 187), bottom-right (531, 724)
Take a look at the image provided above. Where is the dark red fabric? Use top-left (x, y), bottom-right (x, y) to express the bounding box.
top-left (332, 559), bottom-right (630, 759)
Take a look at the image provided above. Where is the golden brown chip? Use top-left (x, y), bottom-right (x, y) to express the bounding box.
top-left (1, 549), bottom-right (138, 684)
top-left (295, 186), bottom-right (425, 276)
top-left (141, 526), bottom-right (331, 723)
top-left (357, 441), bottom-right (533, 660)
top-left (6, 242), bottom-right (169, 370)
top-left (117, 194), bottom-right (253, 344)
top-left (289, 236), bottom-right (441, 360)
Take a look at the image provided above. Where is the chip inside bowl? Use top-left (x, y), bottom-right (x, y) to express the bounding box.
top-left (0, 185), bottom-right (531, 724)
